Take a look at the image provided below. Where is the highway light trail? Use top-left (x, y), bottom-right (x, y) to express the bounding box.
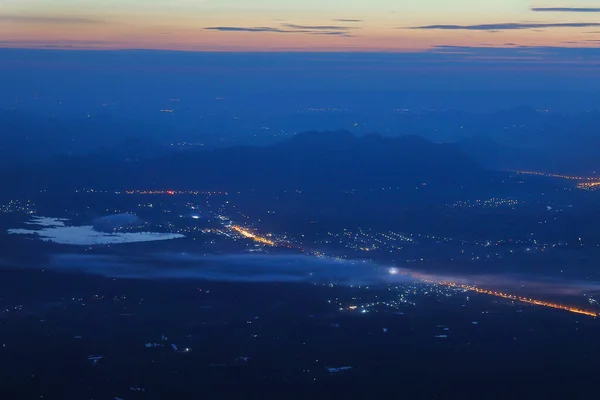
top-left (441, 281), bottom-right (598, 317)
top-left (395, 270), bottom-right (598, 317)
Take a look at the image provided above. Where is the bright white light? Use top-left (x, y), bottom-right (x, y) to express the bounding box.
top-left (388, 267), bottom-right (399, 275)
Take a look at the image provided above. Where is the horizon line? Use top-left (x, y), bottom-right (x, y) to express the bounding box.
top-left (1, 44), bottom-right (600, 53)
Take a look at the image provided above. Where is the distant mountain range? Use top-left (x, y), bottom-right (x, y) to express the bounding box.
top-left (5, 130), bottom-right (495, 196)
top-left (4, 107), bottom-right (600, 175)
top-left (133, 130), bottom-right (488, 191)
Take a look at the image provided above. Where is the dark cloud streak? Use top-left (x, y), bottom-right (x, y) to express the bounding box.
top-left (531, 7), bottom-right (600, 13)
top-left (411, 22), bottom-right (600, 31)
top-left (205, 24), bottom-right (355, 37)
top-left (205, 26), bottom-right (288, 33)
top-left (282, 23), bottom-right (357, 31)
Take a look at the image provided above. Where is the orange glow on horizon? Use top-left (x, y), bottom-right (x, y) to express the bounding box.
top-left (2, 21), bottom-right (599, 52)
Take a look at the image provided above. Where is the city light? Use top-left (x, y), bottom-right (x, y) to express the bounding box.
top-left (518, 170), bottom-right (600, 191)
top-left (577, 181), bottom-right (600, 191)
top-left (124, 190), bottom-right (228, 196)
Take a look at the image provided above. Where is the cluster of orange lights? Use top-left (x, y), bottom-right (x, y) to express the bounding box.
top-left (231, 225), bottom-right (276, 246)
top-left (518, 171), bottom-right (600, 190)
top-left (577, 182), bottom-right (600, 191)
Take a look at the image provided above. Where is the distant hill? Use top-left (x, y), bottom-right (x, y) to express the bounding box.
top-left (0, 111), bottom-right (151, 165)
top-left (454, 133), bottom-right (600, 175)
top-left (0, 111), bottom-right (180, 166)
top-left (454, 108), bottom-right (600, 174)
top-left (454, 136), bottom-right (551, 172)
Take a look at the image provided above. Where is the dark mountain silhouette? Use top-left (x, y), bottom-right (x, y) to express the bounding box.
top-left (132, 130), bottom-right (489, 191)
top-left (3, 130), bottom-right (495, 196)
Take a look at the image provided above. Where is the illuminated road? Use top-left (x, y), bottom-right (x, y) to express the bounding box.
top-left (405, 270), bottom-right (598, 318)
top-left (440, 282), bottom-right (598, 317)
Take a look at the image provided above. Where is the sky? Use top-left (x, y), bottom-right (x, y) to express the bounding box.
top-left (2, 0), bottom-right (600, 51)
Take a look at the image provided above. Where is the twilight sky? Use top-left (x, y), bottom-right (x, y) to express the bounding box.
top-left (1, 0), bottom-right (600, 51)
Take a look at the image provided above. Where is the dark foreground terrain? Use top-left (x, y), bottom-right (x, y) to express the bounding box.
top-left (1, 267), bottom-right (599, 398)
